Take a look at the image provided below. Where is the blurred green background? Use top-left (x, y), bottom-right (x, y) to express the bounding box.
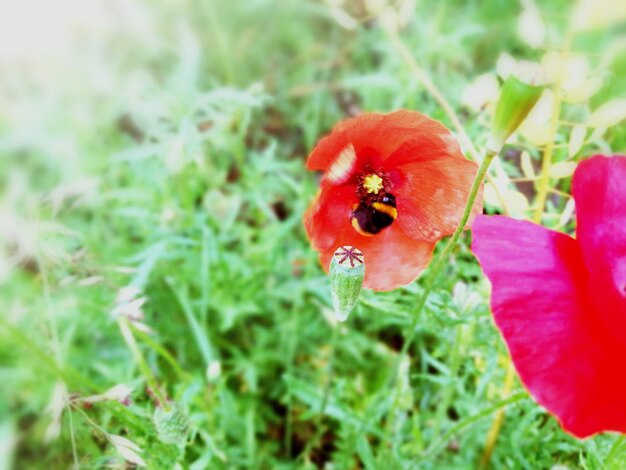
top-left (1, 0), bottom-right (626, 468)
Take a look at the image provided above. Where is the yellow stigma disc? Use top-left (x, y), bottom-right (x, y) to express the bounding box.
top-left (363, 174), bottom-right (383, 194)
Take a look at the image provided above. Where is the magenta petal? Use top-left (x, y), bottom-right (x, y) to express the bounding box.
top-left (573, 155), bottom-right (626, 337)
top-left (472, 215), bottom-right (626, 437)
top-left (573, 156), bottom-right (626, 267)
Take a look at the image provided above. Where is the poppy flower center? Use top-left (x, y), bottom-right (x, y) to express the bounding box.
top-left (363, 174), bottom-right (383, 194)
top-left (351, 172), bottom-right (397, 237)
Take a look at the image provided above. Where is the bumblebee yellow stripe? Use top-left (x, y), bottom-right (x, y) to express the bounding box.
top-left (372, 202), bottom-right (398, 219)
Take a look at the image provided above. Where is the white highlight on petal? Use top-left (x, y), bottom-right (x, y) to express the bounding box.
top-left (324, 144), bottom-right (357, 185)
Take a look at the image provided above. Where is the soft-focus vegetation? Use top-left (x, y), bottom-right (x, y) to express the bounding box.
top-left (2, 0), bottom-right (626, 468)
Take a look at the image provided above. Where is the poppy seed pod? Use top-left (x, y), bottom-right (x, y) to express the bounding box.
top-left (330, 246), bottom-right (365, 321)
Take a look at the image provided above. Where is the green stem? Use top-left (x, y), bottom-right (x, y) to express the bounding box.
top-left (167, 277), bottom-right (214, 367)
top-left (283, 304), bottom-right (301, 458)
top-left (117, 317), bottom-right (169, 410)
top-left (298, 323), bottom-right (339, 461)
top-left (532, 32), bottom-right (572, 224)
top-left (35, 251), bottom-right (62, 364)
top-left (317, 324), bottom-right (339, 420)
top-left (72, 403), bottom-right (110, 436)
top-left (400, 150), bottom-right (496, 366)
top-left (479, 361), bottom-right (516, 468)
top-left (0, 317), bottom-right (98, 392)
top-left (377, 149), bottom-right (498, 452)
top-left (423, 392), bottom-right (527, 458)
top-left (433, 325), bottom-right (463, 435)
top-left (606, 435), bottom-right (626, 467)
top-left (130, 324), bottom-right (191, 382)
top-left (67, 404), bottom-right (80, 469)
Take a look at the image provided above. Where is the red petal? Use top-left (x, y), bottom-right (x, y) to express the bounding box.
top-left (394, 158), bottom-right (481, 241)
top-left (306, 113), bottom-right (385, 171)
top-left (382, 120), bottom-right (466, 168)
top-left (319, 226), bottom-right (435, 291)
top-left (573, 155), bottom-right (626, 328)
top-left (306, 110), bottom-right (458, 172)
top-left (472, 215), bottom-right (626, 438)
top-left (303, 185), bottom-right (358, 253)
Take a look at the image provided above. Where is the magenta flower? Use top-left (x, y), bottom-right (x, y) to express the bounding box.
top-left (472, 155), bottom-right (626, 438)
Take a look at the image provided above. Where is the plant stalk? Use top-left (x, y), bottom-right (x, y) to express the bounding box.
top-left (381, 148), bottom-right (498, 448)
top-left (117, 317), bottom-right (169, 410)
top-left (481, 29), bottom-right (574, 469)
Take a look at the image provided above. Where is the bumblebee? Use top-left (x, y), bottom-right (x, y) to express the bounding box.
top-left (351, 193), bottom-right (398, 236)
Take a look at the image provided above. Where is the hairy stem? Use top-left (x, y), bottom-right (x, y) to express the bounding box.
top-left (380, 148), bottom-right (497, 450)
top-left (402, 149), bottom-right (496, 354)
top-left (532, 32), bottom-right (572, 225)
top-left (532, 90), bottom-right (563, 224)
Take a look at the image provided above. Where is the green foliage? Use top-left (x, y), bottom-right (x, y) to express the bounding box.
top-left (153, 405), bottom-right (189, 446)
top-left (1, 0), bottom-right (625, 468)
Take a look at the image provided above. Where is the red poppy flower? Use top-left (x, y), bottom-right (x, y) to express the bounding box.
top-left (303, 110), bottom-right (481, 291)
top-left (472, 154), bottom-right (626, 438)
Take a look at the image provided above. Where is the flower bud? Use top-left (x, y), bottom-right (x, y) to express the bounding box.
top-left (329, 246), bottom-right (365, 321)
top-left (488, 76), bottom-right (544, 152)
top-left (206, 360), bottom-right (222, 383)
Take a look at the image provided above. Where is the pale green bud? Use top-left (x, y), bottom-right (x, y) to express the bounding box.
top-left (488, 76), bottom-right (544, 152)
